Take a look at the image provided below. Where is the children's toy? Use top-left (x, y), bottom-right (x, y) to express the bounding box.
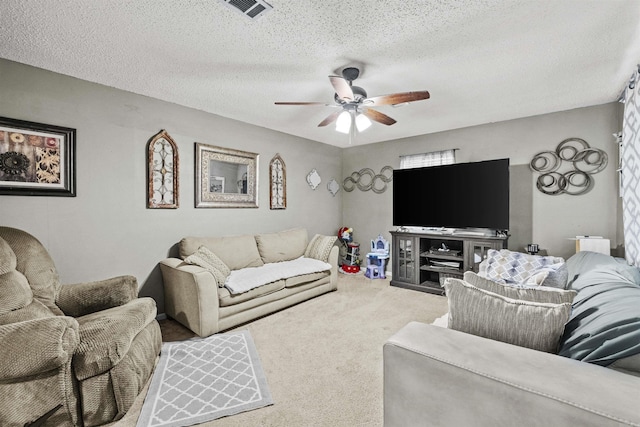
top-left (364, 234), bottom-right (390, 279)
top-left (338, 227), bottom-right (360, 273)
top-left (342, 243), bottom-right (361, 273)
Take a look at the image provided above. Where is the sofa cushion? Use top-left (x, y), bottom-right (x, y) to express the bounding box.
top-left (463, 271), bottom-right (576, 304)
top-left (217, 280), bottom-right (285, 307)
top-left (565, 250), bottom-right (640, 287)
top-left (480, 249), bottom-right (568, 288)
top-left (179, 234), bottom-right (263, 270)
top-left (255, 228), bottom-right (308, 263)
top-left (444, 278), bottom-right (572, 353)
top-left (224, 257), bottom-right (331, 295)
top-left (284, 271), bottom-right (329, 288)
top-left (184, 246), bottom-right (230, 287)
top-left (559, 263), bottom-right (640, 370)
top-left (304, 234), bottom-right (337, 263)
top-left (0, 237), bottom-right (34, 316)
top-left (0, 227), bottom-right (64, 316)
top-left (609, 353), bottom-right (640, 376)
top-left (0, 236), bottom-right (17, 275)
top-left (0, 270), bottom-right (34, 316)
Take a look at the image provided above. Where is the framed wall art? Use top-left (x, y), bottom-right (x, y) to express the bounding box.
top-left (147, 129), bottom-right (179, 208)
top-left (195, 143), bottom-right (258, 208)
top-left (269, 153), bottom-right (286, 209)
top-left (0, 116), bottom-right (76, 196)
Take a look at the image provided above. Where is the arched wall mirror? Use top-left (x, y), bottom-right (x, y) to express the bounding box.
top-left (147, 129), bottom-right (179, 209)
top-left (195, 143), bottom-right (258, 208)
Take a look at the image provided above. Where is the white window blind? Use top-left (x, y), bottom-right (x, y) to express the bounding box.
top-left (399, 149), bottom-right (456, 169)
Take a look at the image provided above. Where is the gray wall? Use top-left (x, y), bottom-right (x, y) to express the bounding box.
top-left (342, 103), bottom-right (622, 262)
top-left (0, 59), bottom-right (343, 312)
top-left (0, 58), bottom-right (623, 313)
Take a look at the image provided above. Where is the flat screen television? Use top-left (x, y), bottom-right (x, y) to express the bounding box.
top-left (393, 158), bottom-right (509, 231)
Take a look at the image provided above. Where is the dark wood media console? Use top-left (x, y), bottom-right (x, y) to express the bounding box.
top-left (390, 231), bottom-right (508, 295)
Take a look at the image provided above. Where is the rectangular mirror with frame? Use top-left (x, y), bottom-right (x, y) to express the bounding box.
top-left (195, 143), bottom-right (258, 208)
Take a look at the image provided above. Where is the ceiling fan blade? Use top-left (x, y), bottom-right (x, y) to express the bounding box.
top-left (275, 101), bottom-right (329, 106)
top-left (363, 90), bottom-right (430, 106)
top-left (317, 111), bottom-right (341, 127)
top-left (363, 108), bottom-right (397, 126)
top-left (329, 76), bottom-right (354, 101)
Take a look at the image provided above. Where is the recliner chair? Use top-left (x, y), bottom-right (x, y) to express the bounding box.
top-left (0, 227), bottom-right (162, 426)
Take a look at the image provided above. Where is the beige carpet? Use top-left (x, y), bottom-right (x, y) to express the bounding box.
top-left (113, 274), bottom-right (448, 427)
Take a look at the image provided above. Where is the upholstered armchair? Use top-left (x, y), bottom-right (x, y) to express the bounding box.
top-left (0, 227), bottom-right (162, 426)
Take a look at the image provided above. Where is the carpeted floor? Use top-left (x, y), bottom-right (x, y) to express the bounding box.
top-left (113, 273), bottom-right (448, 427)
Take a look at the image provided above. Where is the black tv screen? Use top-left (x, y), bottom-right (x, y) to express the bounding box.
top-left (393, 158), bottom-right (509, 230)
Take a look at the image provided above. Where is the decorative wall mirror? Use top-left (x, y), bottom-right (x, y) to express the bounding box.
top-left (195, 143), bottom-right (258, 208)
top-left (147, 129), bottom-right (179, 209)
top-left (269, 154), bottom-right (286, 209)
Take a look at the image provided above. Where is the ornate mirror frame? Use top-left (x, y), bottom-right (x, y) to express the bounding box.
top-left (269, 154), bottom-right (286, 209)
top-left (195, 143), bottom-right (259, 208)
top-left (147, 129), bottom-right (179, 209)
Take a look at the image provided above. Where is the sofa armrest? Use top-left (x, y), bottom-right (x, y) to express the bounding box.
top-left (160, 258), bottom-right (220, 337)
top-left (0, 317), bottom-right (79, 380)
top-left (57, 275), bottom-right (138, 317)
top-left (384, 322), bottom-right (640, 427)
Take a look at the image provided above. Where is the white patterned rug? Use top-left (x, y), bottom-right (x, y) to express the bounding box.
top-left (136, 330), bottom-right (273, 427)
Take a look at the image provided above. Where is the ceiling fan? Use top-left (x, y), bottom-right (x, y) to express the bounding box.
top-left (275, 67), bottom-right (430, 140)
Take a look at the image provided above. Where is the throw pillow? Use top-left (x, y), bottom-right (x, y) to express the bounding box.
top-left (481, 249), bottom-right (568, 289)
top-left (304, 234), bottom-right (337, 263)
top-left (184, 246), bottom-right (230, 287)
top-left (463, 271), bottom-right (576, 304)
top-left (444, 278), bottom-right (573, 353)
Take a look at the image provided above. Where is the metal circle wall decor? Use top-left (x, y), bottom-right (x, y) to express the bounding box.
top-left (530, 138), bottom-right (607, 196)
top-left (343, 166), bottom-right (393, 193)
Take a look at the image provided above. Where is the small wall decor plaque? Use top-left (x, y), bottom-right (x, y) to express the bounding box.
top-left (530, 138), bottom-right (608, 195)
top-left (0, 116), bottom-right (76, 196)
top-left (147, 129), bottom-right (179, 208)
top-left (306, 169), bottom-right (321, 190)
top-left (327, 178), bottom-right (340, 196)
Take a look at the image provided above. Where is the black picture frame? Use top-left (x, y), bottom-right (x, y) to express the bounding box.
top-left (0, 116), bottom-right (76, 196)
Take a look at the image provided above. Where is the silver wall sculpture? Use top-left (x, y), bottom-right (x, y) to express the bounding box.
top-left (530, 138), bottom-right (607, 195)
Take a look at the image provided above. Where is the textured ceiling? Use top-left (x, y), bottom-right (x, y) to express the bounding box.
top-left (2, 0), bottom-right (640, 147)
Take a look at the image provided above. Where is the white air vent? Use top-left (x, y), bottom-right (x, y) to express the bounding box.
top-left (218, 0), bottom-right (273, 20)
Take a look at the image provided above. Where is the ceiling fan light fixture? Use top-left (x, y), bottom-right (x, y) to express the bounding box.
top-left (336, 111), bottom-right (352, 134)
top-left (355, 113), bottom-right (372, 132)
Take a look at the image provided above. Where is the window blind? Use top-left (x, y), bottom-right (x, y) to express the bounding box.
top-left (399, 149), bottom-right (456, 169)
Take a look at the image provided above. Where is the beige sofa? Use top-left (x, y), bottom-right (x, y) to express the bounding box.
top-left (160, 228), bottom-right (338, 337)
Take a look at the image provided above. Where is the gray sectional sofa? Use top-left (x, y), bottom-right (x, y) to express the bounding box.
top-left (160, 228), bottom-right (338, 337)
top-left (384, 251), bottom-right (640, 427)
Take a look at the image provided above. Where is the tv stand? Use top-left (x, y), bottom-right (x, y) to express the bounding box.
top-left (390, 230), bottom-right (508, 295)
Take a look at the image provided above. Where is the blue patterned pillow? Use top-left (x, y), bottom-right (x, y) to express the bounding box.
top-left (480, 249), bottom-right (568, 289)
